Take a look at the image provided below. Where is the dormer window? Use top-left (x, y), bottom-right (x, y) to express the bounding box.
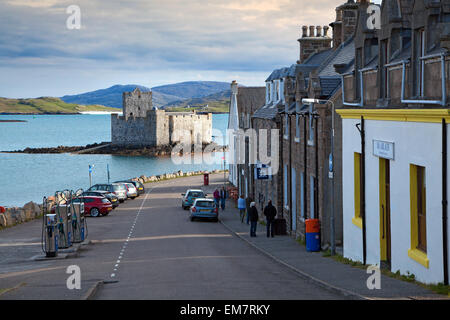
top-left (266, 82), bottom-right (270, 104)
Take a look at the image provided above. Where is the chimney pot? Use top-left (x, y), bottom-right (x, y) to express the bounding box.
top-left (309, 25), bottom-right (315, 37)
top-left (323, 26), bottom-right (330, 37)
top-left (316, 26), bottom-right (322, 37)
top-left (302, 25), bottom-right (308, 38)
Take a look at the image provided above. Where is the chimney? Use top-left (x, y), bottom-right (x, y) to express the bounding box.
top-left (330, 0), bottom-right (359, 47)
top-left (298, 24), bottom-right (332, 63)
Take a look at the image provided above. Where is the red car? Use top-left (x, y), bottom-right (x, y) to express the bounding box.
top-left (71, 196), bottom-right (113, 217)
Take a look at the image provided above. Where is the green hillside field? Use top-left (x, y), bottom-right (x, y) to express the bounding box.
top-left (0, 97), bottom-right (119, 114)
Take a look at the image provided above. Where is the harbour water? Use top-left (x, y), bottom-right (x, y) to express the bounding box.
top-left (0, 113), bottom-right (229, 207)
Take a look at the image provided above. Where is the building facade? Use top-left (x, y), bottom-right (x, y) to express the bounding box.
top-left (337, 0), bottom-right (450, 284)
top-left (112, 88), bottom-right (213, 147)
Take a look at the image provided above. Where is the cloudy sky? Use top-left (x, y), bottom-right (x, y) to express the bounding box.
top-left (0, 0), bottom-right (380, 98)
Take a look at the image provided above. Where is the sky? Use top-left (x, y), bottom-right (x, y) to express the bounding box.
top-left (0, 0), bottom-right (381, 98)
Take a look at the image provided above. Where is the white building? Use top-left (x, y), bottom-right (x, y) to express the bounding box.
top-left (338, 109), bottom-right (450, 284)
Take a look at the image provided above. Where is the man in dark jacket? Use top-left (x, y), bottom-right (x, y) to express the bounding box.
top-left (248, 202), bottom-right (259, 237)
top-left (263, 200), bottom-right (277, 238)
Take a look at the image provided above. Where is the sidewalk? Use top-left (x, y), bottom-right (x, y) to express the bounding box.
top-left (206, 186), bottom-right (446, 299)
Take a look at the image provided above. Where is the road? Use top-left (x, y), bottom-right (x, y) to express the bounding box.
top-left (0, 173), bottom-right (346, 300)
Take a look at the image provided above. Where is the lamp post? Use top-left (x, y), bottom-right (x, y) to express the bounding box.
top-left (302, 98), bottom-right (336, 256)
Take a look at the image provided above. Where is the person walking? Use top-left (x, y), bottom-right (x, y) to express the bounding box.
top-left (248, 202), bottom-right (259, 237)
top-left (219, 187), bottom-right (227, 211)
top-left (213, 189), bottom-right (220, 208)
top-left (263, 200), bottom-right (277, 238)
top-left (237, 195), bottom-right (246, 222)
top-left (245, 194), bottom-right (253, 225)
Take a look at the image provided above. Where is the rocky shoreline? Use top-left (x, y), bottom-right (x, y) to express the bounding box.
top-left (3, 142), bottom-right (228, 157)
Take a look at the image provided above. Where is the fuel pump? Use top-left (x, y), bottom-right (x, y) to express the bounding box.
top-left (56, 190), bottom-right (72, 249)
top-left (71, 189), bottom-right (86, 243)
top-left (41, 197), bottom-right (58, 257)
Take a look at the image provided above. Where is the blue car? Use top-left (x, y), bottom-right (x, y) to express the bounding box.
top-left (181, 189), bottom-right (206, 210)
top-left (190, 199), bottom-right (219, 222)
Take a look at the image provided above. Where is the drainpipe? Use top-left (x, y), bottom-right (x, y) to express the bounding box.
top-left (342, 71), bottom-right (364, 107)
top-left (443, 118), bottom-right (449, 285)
top-left (289, 113), bottom-right (293, 232)
top-left (356, 116), bottom-right (367, 265)
top-left (401, 52), bottom-right (448, 106)
top-left (304, 114), bottom-right (308, 220)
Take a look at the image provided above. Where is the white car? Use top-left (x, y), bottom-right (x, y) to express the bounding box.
top-left (123, 182), bottom-right (138, 199)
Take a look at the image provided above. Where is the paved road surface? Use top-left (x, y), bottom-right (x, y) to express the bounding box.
top-left (0, 174), bottom-right (346, 300)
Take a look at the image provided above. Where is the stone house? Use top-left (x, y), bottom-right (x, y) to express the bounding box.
top-left (276, 0), bottom-right (358, 250)
top-left (337, 0), bottom-right (450, 284)
top-left (112, 88), bottom-right (212, 147)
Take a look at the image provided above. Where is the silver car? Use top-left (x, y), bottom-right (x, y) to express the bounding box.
top-left (124, 182), bottom-right (138, 199)
top-left (111, 183), bottom-right (128, 202)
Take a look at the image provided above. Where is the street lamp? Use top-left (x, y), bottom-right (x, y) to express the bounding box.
top-left (302, 98), bottom-right (336, 256)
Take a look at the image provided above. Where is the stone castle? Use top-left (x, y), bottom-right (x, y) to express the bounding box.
top-left (111, 88), bottom-right (213, 147)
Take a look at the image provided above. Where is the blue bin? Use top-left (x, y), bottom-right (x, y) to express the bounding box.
top-left (306, 232), bottom-right (320, 252)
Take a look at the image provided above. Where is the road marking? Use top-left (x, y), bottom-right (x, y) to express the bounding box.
top-left (108, 187), bottom-right (152, 280)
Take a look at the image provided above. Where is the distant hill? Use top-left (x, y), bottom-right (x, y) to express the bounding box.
top-left (152, 81), bottom-right (230, 100)
top-left (61, 84), bottom-right (181, 109)
top-left (164, 89), bottom-right (231, 113)
top-left (0, 97), bottom-right (118, 114)
top-left (60, 81), bottom-right (231, 109)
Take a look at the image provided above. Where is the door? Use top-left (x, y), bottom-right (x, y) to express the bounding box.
top-left (291, 167), bottom-right (297, 232)
top-left (379, 158), bottom-right (391, 268)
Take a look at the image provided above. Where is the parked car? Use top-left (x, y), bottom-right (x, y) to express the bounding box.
top-left (181, 189), bottom-right (207, 210)
top-left (70, 196), bottom-right (112, 217)
top-left (124, 182), bottom-right (138, 199)
top-left (88, 183), bottom-right (127, 203)
top-left (115, 180), bottom-right (145, 195)
top-left (190, 198), bottom-right (218, 222)
top-left (81, 190), bottom-right (119, 208)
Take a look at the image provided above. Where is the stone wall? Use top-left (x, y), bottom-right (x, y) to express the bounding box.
top-left (0, 202), bottom-right (43, 228)
top-left (111, 113), bottom-right (157, 147)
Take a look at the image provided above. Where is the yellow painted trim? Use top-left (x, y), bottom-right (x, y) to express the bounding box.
top-left (352, 217), bottom-right (363, 229)
top-left (410, 165), bottom-right (419, 251)
top-left (409, 164), bottom-right (429, 269)
top-left (408, 248), bottom-right (430, 269)
top-left (336, 108), bottom-right (450, 123)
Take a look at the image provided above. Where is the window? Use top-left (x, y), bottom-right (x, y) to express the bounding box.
top-left (284, 165), bottom-right (288, 207)
top-left (414, 29), bottom-right (425, 97)
top-left (284, 114), bottom-right (289, 139)
top-left (308, 105), bottom-right (315, 146)
top-left (310, 176), bottom-right (317, 219)
top-left (353, 153), bottom-right (363, 228)
top-left (300, 172), bottom-right (305, 219)
top-left (295, 114), bottom-right (300, 142)
top-left (409, 164), bottom-right (429, 268)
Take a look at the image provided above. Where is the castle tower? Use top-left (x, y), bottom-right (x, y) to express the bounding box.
top-left (123, 87), bottom-right (153, 120)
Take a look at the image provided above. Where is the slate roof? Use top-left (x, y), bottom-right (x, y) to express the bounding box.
top-left (320, 77), bottom-right (342, 97)
top-left (252, 101), bottom-right (284, 120)
top-left (318, 38), bottom-right (355, 77)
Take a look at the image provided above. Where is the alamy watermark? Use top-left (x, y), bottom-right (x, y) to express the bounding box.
top-left (66, 265), bottom-right (81, 290)
top-left (66, 5), bottom-right (81, 30)
top-left (366, 265), bottom-right (381, 290)
top-left (170, 128), bottom-right (280, 175)
top-left (366, 4), bottom-right (381, 30)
